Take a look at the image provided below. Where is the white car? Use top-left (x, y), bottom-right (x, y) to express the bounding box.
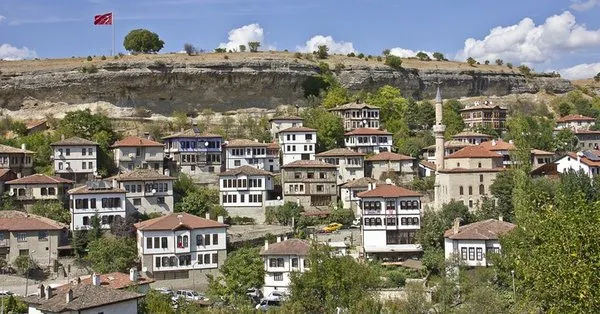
top-left (172, 290), bottom-right (208, 302)
top-left (350, 217), bottom-right (361, 228)
top-left (154, 287), bottom-right (174, 296)
top-left (255, 297), bottom-right (281, 311)
top-left (267, 290), bottom-right (287, 300)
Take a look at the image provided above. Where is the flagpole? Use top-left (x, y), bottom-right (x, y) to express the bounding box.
top-left (112, 12), bottom-right (115, 56)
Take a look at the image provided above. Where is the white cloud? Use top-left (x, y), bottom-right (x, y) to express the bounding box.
top-left (389, 48), bottom-right (433, 58)
top-left (456, 11), bottom-right (600, 64)
top-left (0, 15), bottom-right (6, 23)
top-left (0, 43), bottom-right (38, 60)
top-left (556, 63), bottom-right (600, 80)
top-left (296, 35), bottom-right (355, 54)
top-left (218, 23), bottom-right (265, 52)
top-left (570, 0), bottom-right (600, 11)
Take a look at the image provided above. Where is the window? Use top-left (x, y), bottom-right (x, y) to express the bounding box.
top-left (89, 162), bottom-right (93, 169)
top-left (196, 234), bottom-right (204, 246)
top-left (274, 273), bottom-right (283, 281)
top-left (48, 187), bottom-right (56, 195)
top-left (469, 247), bottom-right (475, 260)
top-left (16, 232), bottom-right (27, 242)
top-left (90, 198), bottom-right (96, 209)
top-left (147, 237), bottom-right (153, 249)
top-left (133, 198), bottom-right (141, 206)
top-left (161, 237), bottom-right (168, 248)
top-left (41, 187), bottom-right (48, 196)
top-left (19, 249), bottom-right (29, 256)
top-left (198, 254), bottom-right (204, 264)
top-left (58, 162), bottom-right (63, 170)
top-left (479, 184), bottom-right (485, 195)
top-left (476, 248), bottom-right (483, 261)
top-left (213, 234), bottom-right (219, 245)
top-left (294, 172), bottom-right (301, 179)
top-left (306, 134), bottom-right (313, 140)
top-left (461, 247), bottom-right (467, 260)
top-left (478, 162), bottom-right (482, 168)
top-left (82, 162), bottom-right (87, 170)
top-left (65, 148), bottom-right (70, 156)
top-left (204, 234), bottom-right (211, 245)
top-left (204, 254), bottom-right (210, 264)
top-left (136, 148), bottom-right (142, 157)
top-left (154, 237), bottom-right (160, 248)
top-left (307, 172), bottom-right (314, 179)
top-left (155, 257), bottom-right (161, 268)
top-left (89, 148), bottom-right (93, 155)
top-left (468, 186), bottom-right (473, 195)
top-left (459, 186), bottom-right (464, 195)
top-left (82, 148), bottom-right (86, 156)
top-left (291, 258), bottom-right (298, 268)
top-left (319, 172), bottom-right (326, 179)
top-left (212, 253), bottom-right (218, 265)
top-left (316, 185), bottom-right (324, 192)
top-left (480, 174), bottom-right (484, 183)
top-left (234, 160), bottom-right (241, 167)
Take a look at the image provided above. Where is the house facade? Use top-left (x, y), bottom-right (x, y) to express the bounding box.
top-left (329, 103), bottom-right (380, 131)
top-left (340, 177), bottom-right (383, 214)
top-left (51, 136), bottom-right (99, 183)
top-left (223, 139), bottom-right (279, 172)
top-left (219, 166), bottom-right (274, 223)
top-left (6, 174), bottom-right (73, 209)
top-left (460, 101), bottom-right (508, 130)
top-left (112, 136), bottom-right (165, 173)
top-left (111, 169), bottom-right (176, 214)
top-left (444, 218), bottom-right (516, 267)
top-left (0, 169), bottom-right (17, 195)
top-left (162, 129), bottom-right (223, 179)
top-left (269, 116), bottom-right (304, 139)
top-left (315, 148), bottom-right (365, 185)
top-left (278, 127), bottom-right (317, 166)
top-left (358, 184), bottom-right (423, 259)
top-left (68, 181), bottom-right (127, 231)
top-left (134, 213), bottom-right (228, 287)
top-left (281, 160), bottom-right (337, 210)
top-left (452, 131), bottom-right (492, 145)
top-left (555, 151), bottom-right (600, 177)
top-left (574, 130), bottom-right (600, 150)
top-left (366, 151), bottom-right (416, 183)
top-left (0, 210), bottom-right (68, 267)
top-left (344, 128), bottom-right (392, 154)
top-left (555, 114), bottom-right (595, 131)
top-left (260, 238), bottom-right (309, 296)
top-left (0, 144), bottom-right (34, 178)
top-left (423, 140), bottom-right (476, 164)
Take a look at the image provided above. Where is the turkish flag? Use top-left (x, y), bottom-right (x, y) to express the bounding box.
top-left (94, 13), bottom-right (112, 25)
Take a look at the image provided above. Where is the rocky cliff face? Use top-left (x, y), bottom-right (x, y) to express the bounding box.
top-left (0, 59), bottom-right (573, 114)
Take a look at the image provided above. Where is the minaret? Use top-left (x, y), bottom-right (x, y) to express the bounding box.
top-left (433, 84), bottom-right (445, 209)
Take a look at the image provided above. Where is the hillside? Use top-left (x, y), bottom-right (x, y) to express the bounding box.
top-left (0, 52), bottom-right (574, 114)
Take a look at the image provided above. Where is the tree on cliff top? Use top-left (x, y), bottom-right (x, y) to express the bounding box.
top-left (123, 29), bottom-right (164, 54)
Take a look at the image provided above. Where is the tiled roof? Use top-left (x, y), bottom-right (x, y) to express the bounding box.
top-left (329, 103), bottom-right (379, 111)
top-left (357, 184), bottom-right (422, 198)
top-left (424, 140), bottom-right (476, 150)
top-left (345, 128), bottom-right (392, 136)
top-left (68, 184), bottom-right (126, 195)
top-left (556, 114), bottom-right (595, 123)
top-left (452, 131), bottom-right (493, 138)
top-left (134, 212), bottom-right (227, 231)
top-left (315, 148), bottom-right (365, 157)
top-left (51, 136), bottom-right (98, 146)
top-left (282, 160), bottom-right (337, 168)
top-left (6, 174), bottom-right (73, 185)
top-left (0, 144), bottom-right (35, 154)
top-left (267, 142), bottom-right (280, 149)
top-left (259, 238), bottom-right (310, 256)
top-left (25, 119), bottom-right (47, 130)
top-left (563, 152), bottom-right (600, 167)
top-left (111, 169), bottom-right (175, 182)
top-left (531, 149), bottom-right (554, 156)
top-left (76, 272), bottom-right (154, 290)
top-left (460, 104), bottom-right (507, 111)
top-left (112, 136), bottom-right (163, 147)
top-left (25, 284), bottom-right (142, 312)
top-left (419, 161), bottom-right (437, 170)
top-left (367, 151), bottom-right (414, 161)
top-left (444, 219), bottom-right (516, 240)
top-left (0, 169), bottom-right (17, 180)
top-left (162, 129), bottom-right (222, 139)
top-left (341, 177), bottom-right (383, 188)
top-left (438, 168), bottom-right (506, 174)
top-left (0, 210), bottom-right (67, 231)
top-left (268, 115), bottom-right (303, 121)
top-left (445, 146), bottom-right (503, 159)
top-left (219, 165), bottom-right (273, 176)
top-left (574, 130), bottom-right (600, 135)
top-left (279, 126), bottom-right (316, 133)
top-left (479, 140), bottom-right (515, 151)
top-left (224, 139), bottom-right (269, 148)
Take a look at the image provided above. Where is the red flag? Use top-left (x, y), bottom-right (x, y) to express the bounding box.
top-left (94, 13), bottom-right (112, 25)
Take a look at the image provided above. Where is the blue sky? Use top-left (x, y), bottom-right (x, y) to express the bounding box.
top-left (1, 0), bottom-right (600, 78)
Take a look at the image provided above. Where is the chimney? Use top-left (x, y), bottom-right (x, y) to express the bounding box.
top-left (129, 268), bottom-right (138, 282)
top-left (144, 132), bottom-right (151, 139)
top-left (453, 218), bottom-right (461, 235)
top-left (65, 289), bottom-right (74, 304)
top-left (509, 140), bottom-right (514, 145)
top-left (492, 139), bottom-right (497, 146)
top-left (38, 284), bottom-right (45, 299)
top-left (264, 239), bottom-right (269, 251)
top-left (92, 273), bottom-right (100, 286)
top-left (277, 236), bottom-right (281, 243)
top-left (111, 178), bottom-right (118, 189)
top-left (283, 235), bottom-right (288, 241)
top-left (180, 127), bottom-right (185, 133)
top-left (254, 139), bottom-right (259, 142)
top-left (44, 284), bottom-right (52, 300)
top-left (61, 134), bottom-right (65, 141)
top-left (205, 212), bottom-right (210, 220)
top-left (217, 215), bottom-right (224, 223)
top-left (498, 215), bottom-right (503, 222)
top-left (372, 182), bottom-right (376, 190)
top-left (21, 143), bottom-right (26, 151)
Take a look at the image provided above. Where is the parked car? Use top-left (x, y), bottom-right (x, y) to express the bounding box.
top-left (246, 287), bottom-right (263, 299)
top-left (154, 287), bottom-right (174, 296)
top-left (255, 297), bottom-right (281, 311)
top-left (350, 217), bottom-right (361, 228)
top-left (322, 223), bottom-right (343, 233)
top-left (172, 290), bottom-right (209, 302)
top-left (267, 290), bottom-right (287, 300)
top-left (0, 290), bottom-right (14, 296)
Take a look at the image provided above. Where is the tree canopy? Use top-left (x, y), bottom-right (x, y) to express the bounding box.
top-left (301, 107), bottom-right (344, 152)
top-left (30, 201), bottom-right (70, 224)
top-left (175, 186), bottom-right (226, 219)
top-left (86, 235), bottom-right (138, 273)
top-left (123, 29), bottom-right (164, 54)
top-left (207, 247), bottom-right (264, 304)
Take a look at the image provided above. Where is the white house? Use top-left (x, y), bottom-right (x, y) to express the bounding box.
top-left (51, 136), bottom-right (99, 183)
top-left (0, 143), bottom-right (34, 178)
top-left (366, 151), bottom-right (416, 183)
top-left (259, 238), bottom-right (310, 296)
top-left (452, 131), bottom-right (492, 145)
top-left (344, 128), bottom-right (392, 154)
top-left (340, 177), bottom-right (383, 215)
top-left (358, 183), bottom-right (423, 260)
top-left (555, 114), bottom-right (596, 131)
top-left (555, 151), bottom-right (600, 177)
top-left (223, 139), bottom-right (280, 172)
top-left (269, 115), bottom-right (304, 139)
top-left (444, 218), bottom-right (516, 267)
top-left (162, 128), bottom-right (223, 178)
top-left (218, 166), bottom-right (274, 223)
top-left (315, 148), bottom-right (365, 185)
top-left (68, 181), bottom-right (127, 231)
top-left (133, 213), bottom-right (228, 284)
top-left (6, 174), bottom-right (73, 209)
top-left (329, 103), bottom-right (380, 131)
top-left (278, 126), bottom-right (317, 165)
top-left (111, 169), bottom-right (176, 215)
top-left (112, 136), bottom-right (165, 173)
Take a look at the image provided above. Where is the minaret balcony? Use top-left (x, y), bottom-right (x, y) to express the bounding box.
top-left (433, 125), bottom-right (446, 133)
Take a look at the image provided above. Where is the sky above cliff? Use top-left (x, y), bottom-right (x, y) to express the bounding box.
top-left (1, 0), bottom-right (600, 79)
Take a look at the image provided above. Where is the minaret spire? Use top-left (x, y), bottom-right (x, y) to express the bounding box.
top-left (433, 79), bottom-right (446, 210)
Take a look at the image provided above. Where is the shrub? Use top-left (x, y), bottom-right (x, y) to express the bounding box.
top-left (113, 55), bottom-right (118, 60)
top-left (248, 41), bottom-right (261, 52)
top-left (495, 59), bottom-right (504, 66)
top-left (214, 48), bottom-right (226, 53)
top-left (81, 65), bottom-right (98, 74)
top-left (506, 62), bottom-right (513, 69)
top-left (334, 63), bottom-right (345, 73)
top-left (133, 107), bottom-right (152, 118)
top-left (238, 44), bottom-right (246, 52)
top-left (316, 45), bottom-right (329, 59)
top-left (184, 43), bottom-right (197, 55)
top-left (382, 49), bottom-right (391, 56)
top-left (294, 52), bottom-right (303, 59)
top-left (347, 52), bottom-right (356, 57)
top-left (304, 53), bottom-right (314, 61)
top-left (13, 255), bottom-right (39, 275)
top-left (385, 55), bottom-right (402, 69)
top-left (357, 53), bottom-right (365, 59)
top-left (223, 55), bottom-right (229, 60)
top-left (416, 52), bottom-right (431, 61)
top-left (466, 57), bottom-right (476, 66)
top-left (518, 64), bottom-right (532, 76)
top-left (484, 60), bottom-right (490, 65)
top-left (376, 56), bottom-right (383, 62)
top-left (595, 72), bottom-right (600, 82)
top-left (86, 56), bottom-right (92, 61)
top-left (118, 52), bottom-right (125, 58)
top-left (433, 52), bottom-right (445, 61)
top-left (100, 55), bottom-right (106, 60)
top-left (229, 216), bottom-right (255, 225)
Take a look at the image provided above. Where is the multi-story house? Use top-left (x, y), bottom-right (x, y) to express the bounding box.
top-left (260, 237), bottom-right (310, 296)
top-left (573, 130), bottom-right (600, 150)
top-left (555, 150), bottom-right (600, 177)
top-left (358, 183), bottom-right (423, 260)
top-left (278, 127), bottom-right (317, 166)
top-left (340, 177), bottom-right (383, 215)
top-left (218, 166), bottom-right (274, 223)
top-left (0, 143), bottom-right (34, 178)
top-left (444, 218), bottom-right (516, 267)
top-left (269, 115), bottom-right (304, 139)
top-left (344, 128), bottom-right (392, 154)
top-left (460, 101), bottom-right (508, 131)
top-left (0, 169), bottom-right (18, 195)
top-left (111, 169), bottom-right (175, 215)
top-left (6, 174), bottom-right (73, 209)
top-left (162, 129), bottom-right (223, 178)
top-left (266, 142), bottom-right (280, 173)
top-left (223, 139), bottom-right (280, 172)
top-left (452, 131), bottom-right (492, 145)
top-left (555, 114), bottom-right (596, 131)
top-left (281, 160), bottom-right (337, 210)
top-left (134, 213), bottom-right (228, 286)
top-left (423, 140), bottom-right (476, 164)
top-left (316, 148), bottom-right (365, 185)
top-left (112, 136), bottom-right (165, 173)
top-left (531, 149), bottom-right (554, 169)
top-left (0, 210), bottom-right (68, 267)
top-left (68, 181), bottom-right (127, 231)
top-left (51, 136), bottom-right (98, 183)
top-left (366, 151), bottom-right (416, 183)
top-left (479, 139), bottom-right (514, 167)
top-left (329, 103), bottom-right (380, 131)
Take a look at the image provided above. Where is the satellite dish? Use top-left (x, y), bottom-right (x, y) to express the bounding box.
top-left (204, 142), bottom-right (209, 147)
top-left (142, 267), bottom-right (148, 272)
top-left (57, 151), bottom-right (62, 156)
top-left (151, 189), bottom-right (157, 194)
top-left (385, 178), bottom-right (393, 185)
top-left (128, 153), bottom-right (135, 158)
top-left (8, 190), bottom-right (14, 196)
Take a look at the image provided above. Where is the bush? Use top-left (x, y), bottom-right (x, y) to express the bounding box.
top-left (317, 45), bottom-right (329, 59)
top-left (86, 56), bottom-right (92, 61)
top-left (416, 51), bottom-right (431, 61)
top-left (518, 64), bottom-right (533, 76)
top-left (595, 72), bottom-right (600, 82)
top-left (347, 52), bottom-right (356, 57)
top-left (214, 48), bottom-right (226, 53)
top-left (433, 52), bottom-right (445, 61)
top-left (495, 59), bottom-right (504, 66)
top-left (123, 29), bottom-right (164, 54)
top-left (466, 57), bottom-right (476, 66)
top-left (113, 55), bottom-right (118, 60)
top-left (385, 55), bottom-right (402, 69)
top-left (13, 255), bottom-right (39, 275)
top-left (133, 107), bottom-right (152, 118)
top-left (382, 49), bottom-right (391, 56)
top-left (506, 62), bottom-right (513, 69)
top-left (248, 41), bottom-right (260, 52)
top-left (81, 65), bottom-right (98, 74)
top-left (304, 53), bottom-right (314, 61)
top-left (229, 216), bottom-right (256, 225)
top-left (376, 56), bottom-right (382, 62)
top-left (223, 55), bottom-right (229, 60)
top-left (334, 63), bottom-right (345, 73)
top-left (484, 60), bottom-right (490, 65)
top-left (100, 55), bottom-right (106, 60)
top-left (357, 53), bottom-right (365, 59)
top-left (184, 43), bottom-right (197, 55)
top-left (294, 52), bottom-right (303, 59)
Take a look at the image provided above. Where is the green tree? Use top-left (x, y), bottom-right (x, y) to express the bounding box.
top-left (316, 45), bottom-right (329, 59)
top-left (495, 59), bottom-right (504, 66)
top-left (247, 41), bottom-right (260, 52)
top-left (173, 173), bottom-right (198, 203)
top-left (385, 55), bottom-right (402, 69)
top-left (466, 57), bottom-right (477, 66)
top-left (207, 247), bottom-right (264, 304)
top-left (328, 202), bottom-right (354, 226)
top-left (183, 43), bottom-right (196, 56)
top-left (10, 120), bottom-right (27, 136)
top-left (72, 230), bottom-right (89, 259)
top-left (489, 171), bottom-right (515, 222)
top-left (30, 201), bottom-right (70, 224)
top-left (238, 44), bottom-right (246, 52)
top-left (366, 85), bottom-right (408, 133)
top-left (58, 109), bottom-right (115, 141)
top-left (123, 29), bottom-right (164, 54)
top-left (13, 255), bottom-right (39, 275)
top-left (505, 115), bottom-right (554, 151)
top-left (433, 52), bottom-right (445, 61)
top-left (557, 102), bottom-right (573, 117)
top-left (554, 128), bottom-right (579, 153)
top-left (518, 64), bottom-right (532, 76)
top-left (506, 62), bottom-right (513, 69)
top-left (442, 99), bottom-right (465, 139)
top-left (138, 290), bottom-right (175, 314)
top-left (265, 202), bottom-right (304, 225)
top-left (86, 235), bottom-right (138, 273)
top-left (87, 214), bottom-right (103, 243)
top-left (2, 295), bottom-right (28, 314)
top-left (416, 51), bottom-right (430, 61)
top-left (176, 187), bottom-right (223, 218)
top-left (302, 107), bottom-right (344, 152)
top-left (322, 85), bottom-right (349, 109)
top-left (382, 49), bottom-right (391, 56)
top-left (171, 111), bottom-right (189, 131)
top-left (595, 72), bottom-right (600, 82)
top-left (418, 201), bottom-right (473, 252)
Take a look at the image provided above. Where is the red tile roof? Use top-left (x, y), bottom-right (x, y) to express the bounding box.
top-left (279, 126), bottom-right (316, 133)
top-left (479, 140), bottom-right (515, 151)
top-left (452, 131), bottom-right (493, 138)
top-left (563, 152), bottom-right (600, 167)
top-left (6, 174), bottom-right (73, 185)
top-left (445, 145), bottom-right (503, 159)
top-left (51, 136), bottom-right (98, 146)
top-left (224, 139), bottom-right (269, 148)
top-left (162, 129), bottom-right (222, 139)
top-left (444, 219), bottom-right (516, 240)
top-left (268, 115), bottom-right (303, 122)
top-left (367, 151), bottom-right (414, 161)
top-left (438, 168), bottom-right (506, 174)
top-left (357, 184), bottom-right (422, 198)
top-left (112, 136), bottom-right (163, 147)
top-left (134, 212), bottom-right (227, 231)
top-left (329, 103), bottom-right (379, 111)
top-left (0, 169), bottom-right (16, 181)
top-left (419, 161), bottom-right (437, 170)
top-left (0, 210), bottom-right (67, 231)
top-left (68, 184), bottom-right (126, 195)
top-left (76, 272), bottom-right (154, 290)
top-left (25, 119), bottom-right (47, 130)
top-left (110, 169), bottom-right (175, 181)
top-left (259, 238), bottom-right (310, 256)
top-left (315, 148), bottom-right (365, 157)
top-left (219, 165), bottom-right (273, 176)
top-left (345, 128), bottom-right (392, 136)
top-left (0, 144), bottom-right (35, 154)
top-left (340, 177), bottom-right (383, 188)
top-left (556, 114), bottom-right (595, 123)
top-left (282, 160), bottom-right (337, 168)
top-left (267, 142), bottom-right (280, 149)
top-left (531, 149), bottom-right (554, 156)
